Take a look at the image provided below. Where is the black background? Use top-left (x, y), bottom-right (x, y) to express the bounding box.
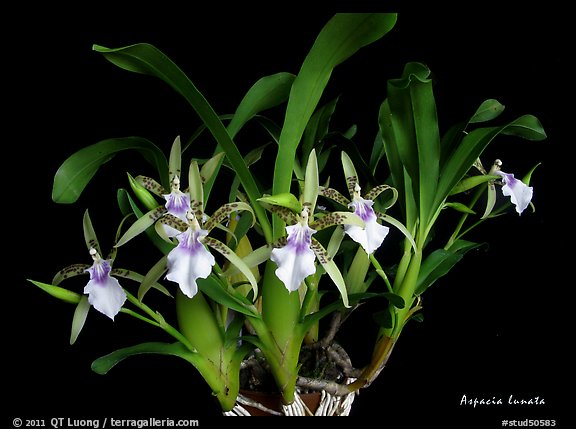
top-left (7, 4), bottom-right (569, 426)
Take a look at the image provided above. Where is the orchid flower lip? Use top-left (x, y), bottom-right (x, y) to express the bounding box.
top-left (166, 226), bottom-right (215, 298)
top-left (270, 207), bottom-right (317, 292)
top-left (165, 208), bottom-right (214, 299)
top-left (492, 160), bottom-right (533, 215)
top-left (344, 186), bottom-right (389, 255)
top-left (84, 247), bottom-right (126, 320)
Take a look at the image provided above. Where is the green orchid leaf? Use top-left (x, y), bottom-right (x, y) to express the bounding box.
top-left (28, 280), bottom-right (82, 304)
top-left (272, 13), bottom-right (398, 238)
top-left (500, 114), bottom-right (547, 140)
top-left (70, 295), bottom-right (90, 345)
top-left (468, 99), bottom-right (505, 124)
top-left (52, 137), bottom-right (168, 204)
top-left (383, 292), bottom-right (405, 309)
top-left (197, 275), bottom-right (260, 318)
top-left (443, 202), bottom-right (476, 214)
top-left (227, 72), bottom-right (296, 139)
top-left (415, 240), bottom-right (483, 296)
top-left (204, 72), bottom-right (294, 203)
top-left (449, 174), bottom-right (499, 196)
top-left (384, 62), bottom-right (441, 228)
top-left (226, 143), bottom-right (272, 207)
top-left (93, 43), bottom-right (272, 243)
top-left (300, 291), bottom-right (385, 331)
top-left (257, 193), bottom-right (302, 213)
top-left (301, 96), bottom-right (340, 171)
top-left (91, 341), bottom-right (203, 375)
top-left (379, 100), bottom-right (406, 210)
top-left (369, 130), bottom-right (385, 175)
top-left (223, 311), bottom-right (245, 346)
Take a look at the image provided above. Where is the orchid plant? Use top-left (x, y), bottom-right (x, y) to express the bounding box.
top-left (29, 13), bottom-right (546, 414)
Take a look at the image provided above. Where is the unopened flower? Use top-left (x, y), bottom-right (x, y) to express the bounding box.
top-left (84, 248), bottom-right (126, 320)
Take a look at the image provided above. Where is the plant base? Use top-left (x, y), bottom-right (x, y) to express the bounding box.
top-left (223, 380), bottom-right (357, 416)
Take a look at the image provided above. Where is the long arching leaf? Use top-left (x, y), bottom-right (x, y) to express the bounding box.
top-left (52, 137), bottom-right (168, 204)
top-left (272, 13), bottom-right (398, 237)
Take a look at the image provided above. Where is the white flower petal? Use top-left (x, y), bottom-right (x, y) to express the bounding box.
top-left (84, 259), bottom-right (126, 320)
top-left (345, 220), bottom-right (389, 255)
top-left (271, 223), bottom-right (317, 292)
top-left (345, 197), bottom-right (389, 254)
top-left (166, 228), bottom-right (215, 298)
top-left (498, 172), bottom-right (533, 215)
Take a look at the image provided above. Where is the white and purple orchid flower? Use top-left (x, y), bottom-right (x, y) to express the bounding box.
top-left (165, 211), bottom-right (216, 298)
top-left (492, 159), bottom-right (533, 215)
top-left (84, 248), bottom-right (127, 320)
top-left (270, 207), bottom-right (318, 292)
top-left (153, 162), bottom-right (258, 300)
top-left (344, 183), bottom-right (390, 255)
top-left (264, 200), bottom-right (364, 302)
